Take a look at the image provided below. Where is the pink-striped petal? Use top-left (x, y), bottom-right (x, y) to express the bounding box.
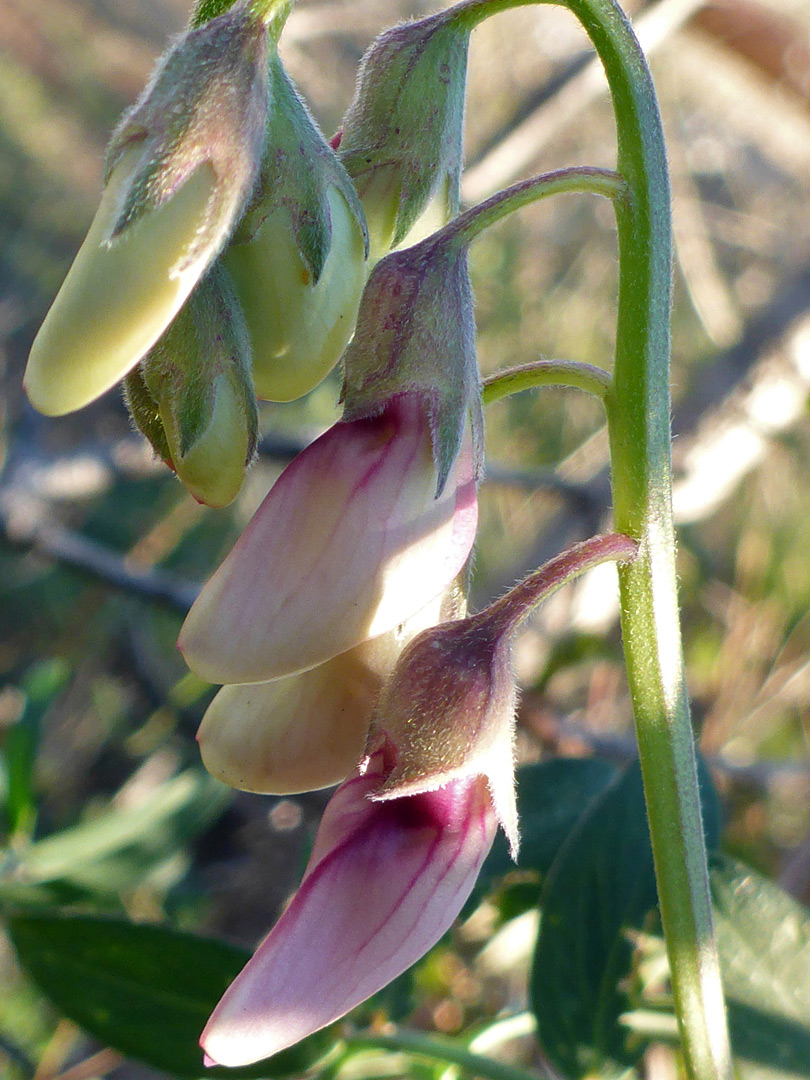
top-left (179, 394), bottom-right (477, 684)
top-left (200, 755), bottom-right (496, 1067)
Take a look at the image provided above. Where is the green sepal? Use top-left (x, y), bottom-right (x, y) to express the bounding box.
top-left (232, 50), bottom-right (367, 283)
top-left (123, 365), bottom-right (173, 465)
top-left (338, 10), bottom-right (470, 254)
top-left (127, 264), bottom-right (258, 506)
top-left (105, 5), bottom-right (270, 273)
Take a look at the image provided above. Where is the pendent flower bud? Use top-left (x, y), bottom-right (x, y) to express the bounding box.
top-left (200, 750), bottom-right (497, 1067)
top-left (178, 392), bottom-right (477, 684)
top-left (124, 265), bottom-right (258, 508)
top-left (225, 51), bottom-right (368, 402)
top-left (24, 1), bottom-right (271, 416)
top-left (341, 229), bottom-right (482, 496)
top-left (197, 592), bottom-right (447, 795)
top-left (338, 9), bottom-right (470, 259)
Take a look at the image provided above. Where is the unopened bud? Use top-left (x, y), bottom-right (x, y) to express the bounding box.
top-left (226, 51), bottom-right (367, 402)
top-left (227, 188), bottom-right (365, 401)
top-left (338, 10), bottom-right (469, 259)
top-left (179, 393), bottom-right (477, 683)
top-left (126, 266), bottom-right (258, 507)
top-left (24, 3), bottom-right (269, 416)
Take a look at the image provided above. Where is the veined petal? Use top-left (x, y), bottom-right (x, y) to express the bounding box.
top-left (197, 595), bottom-right (446, 795)
top-left (200, 756), bottom-right (496, 1067)
top-left (179, 395), bottom-right (477, 684)
top-left (24, 153), bottom-right (219, 416)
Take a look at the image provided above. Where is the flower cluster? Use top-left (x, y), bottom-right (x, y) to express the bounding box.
top-left (25, 0), bottom-right (368, 507)
top-left (23, 0), bottom-right (476, 509)
top-left (24, 0), bottom-right (640, 1068)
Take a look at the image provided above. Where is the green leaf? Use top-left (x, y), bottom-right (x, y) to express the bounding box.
top-left (4, 659), bottom-right (71, 837)
top-left (487, 758), bottom-right (618, 881)
top-left (14, 769), bottom-right (230, 895)
top-left (9, 912), bottom-right (342, 1078)
top-left (530, 759), bottom-right (720, 1080)
top-left (712, 857), bottom-right (810, 1080)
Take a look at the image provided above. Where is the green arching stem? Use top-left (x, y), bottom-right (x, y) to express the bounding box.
top-left (190, 0), bottom-right (293, 37)
top-left (463, 2), bottom-right (734, 1079)
top-left (344, 1031), bottom-right (543, 1080)
top-left (483, 358), bottom-right (613, 406)
top-left (452, 0), bottom-right (542, 32)
top-left (482, 532), bottom-right (638, 639)
top-left (438, 167), bottom-right (625, 252)
top-left (554, 6), bottom-right (732, 1080)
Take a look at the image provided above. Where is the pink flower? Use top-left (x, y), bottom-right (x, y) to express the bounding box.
top-left (179, 393), bottom-right (477, 684)
top-left (198, 534), bottom-right (639, 1068)
top-left (200, 749), bottom-right (496, 1067)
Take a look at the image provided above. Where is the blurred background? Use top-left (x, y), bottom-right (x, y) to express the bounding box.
top-left (1, 0), bottom-right (810, 1076)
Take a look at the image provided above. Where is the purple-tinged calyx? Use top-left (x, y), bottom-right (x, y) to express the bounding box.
top-left (341, 233), bottom-right (482, 497)
top-left (340, 164), bottom-right (627, 494)
top-left (366, 533), bottom-right (640, 859)
top-left (366, 614), bottom-right (519, 856)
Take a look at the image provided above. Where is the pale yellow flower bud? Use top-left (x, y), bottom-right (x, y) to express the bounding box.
top-left (226, 187), bottom-right (366, 402)
top-left (165, 372), bottom-right (256, 508)
top-left (25, 152), bottom-right (218, 416)
top-left (128, 265), bottom-right (258, 508)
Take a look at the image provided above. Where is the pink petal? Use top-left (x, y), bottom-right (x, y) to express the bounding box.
top-left (200, 758), bottom-right (496, 1067)
top-left (180, 395), bottom-right (477, 683)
